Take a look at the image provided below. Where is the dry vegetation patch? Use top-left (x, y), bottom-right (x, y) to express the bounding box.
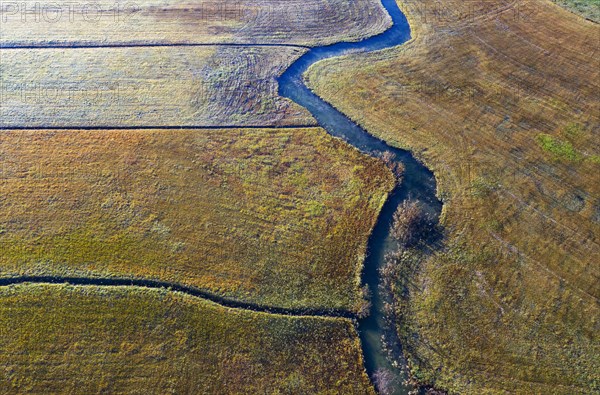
top-left (0, 128), bottom-right (395, 312)
top-left (0, 283), bottom-right (375, 394)
top-left (307, 0), bottom-right (599, 392)
top-left (0, 0), bottom-right (390, 47)
top-left (0, 46), bottom-right (314, 128)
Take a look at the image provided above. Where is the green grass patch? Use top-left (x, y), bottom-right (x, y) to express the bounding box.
top-left (536, 133), bottom-right (582, 162)
top-left (551, 0), bottom-right (600, 22)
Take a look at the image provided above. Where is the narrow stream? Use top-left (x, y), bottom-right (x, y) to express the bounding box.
top-left (0, 1), bottom-right (441, 392)
top-left (278, 1), bottom-right (443, 393)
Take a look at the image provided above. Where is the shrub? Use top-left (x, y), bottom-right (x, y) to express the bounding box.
top-left (356, 285), bottom-right (372, 319)
top-left (391, 200), bottom-right (434, 247)
top-left (380, 151), bottom-right (405, 180)
top-left (373, 368), bottom-right (397, 395)
top-left (470, 176), bottom-right (498, 198)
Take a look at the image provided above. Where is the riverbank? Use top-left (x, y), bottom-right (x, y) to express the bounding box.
top-left (278, 0), bottom-right (444, 393)
top-left (306, 0), bottom-right (600, 393)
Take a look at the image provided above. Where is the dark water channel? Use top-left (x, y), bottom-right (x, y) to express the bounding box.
top-left (278, 1), bottom-right (443, 393)
top-left (0, 1), bottom-right (443, 392)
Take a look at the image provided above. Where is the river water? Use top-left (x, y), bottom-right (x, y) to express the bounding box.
top-left (278, 1), bottom-right (443, 393)
top-left (0, 1), bottom-right (443, 392)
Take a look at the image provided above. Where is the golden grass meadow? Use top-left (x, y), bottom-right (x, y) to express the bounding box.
top-left (1, 0), bottom-right (599, 393)
top-left (0, 0), bottom-right (400, 391)
top-left (307, 0), bottom-right (599, 392)
top-left (0, 128), bottom-right (394, 312)
top-left (0, 283), bottom-right (374, 394)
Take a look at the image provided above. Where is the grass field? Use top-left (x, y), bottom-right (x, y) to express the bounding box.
top-left (552, 0), bottom-right (600, 21)
top-left (0, 0), bottom-right (390, 47)
top-left (0, 128), bottom-right (394, 312)
top-left (0, 283), bottom-right (375, 394)
top-left (0, 2), bottom-right (399, 392)
top-left (307, 0), bottom-right (600, 392)
top-left (0, 46), bottom-right (314, 128)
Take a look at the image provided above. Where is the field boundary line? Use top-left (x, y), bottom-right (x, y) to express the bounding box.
top-left (0, 276), bottom-right (358, 319)
top-left (0, 125), bottom-right (321, 130)
top-left (0, 43), bottom-right (310, 50)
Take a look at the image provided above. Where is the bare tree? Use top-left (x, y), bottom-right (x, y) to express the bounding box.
top-left (373, 368), bottom-right (397, 395)
top-left (391, 200), bottom-right (434, 247)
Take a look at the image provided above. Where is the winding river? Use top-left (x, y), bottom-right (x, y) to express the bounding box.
top-left (0, 1), bottom-right (442, 393)
top-left (278, 0), bottom-right (443, 393)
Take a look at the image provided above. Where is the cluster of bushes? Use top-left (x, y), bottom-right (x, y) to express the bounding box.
top-left (377, 200), bottom-right (443, 395)
top-left (379, 151), bottom-right (405, 181)
top-left (372, 368), bottom-right (398, 395)
top-left (391, 201), bottom-right (436, 248)
top-left (356, 284), bottom-right (372, 319)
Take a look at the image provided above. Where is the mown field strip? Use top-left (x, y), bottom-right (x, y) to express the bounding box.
top-left (0, 43), bottom-right (311, 49)
top-left (0, 46), bottom-right (315, 128)
top-left (0, 0), bottom-right (390, 47)
top-left (0, 125), bottom-right (320, 130)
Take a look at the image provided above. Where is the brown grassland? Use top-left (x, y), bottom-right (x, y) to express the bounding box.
top-left (0, 46), bottom-right (314, 128)
top-left (0, 0), bottom-right (390, 47)
top-left (0, 283), bottom-right (375, 394)
top-left (0, 128), bottom-right (395, 312)
top-left (307, 0), bottom-right (600, 393)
